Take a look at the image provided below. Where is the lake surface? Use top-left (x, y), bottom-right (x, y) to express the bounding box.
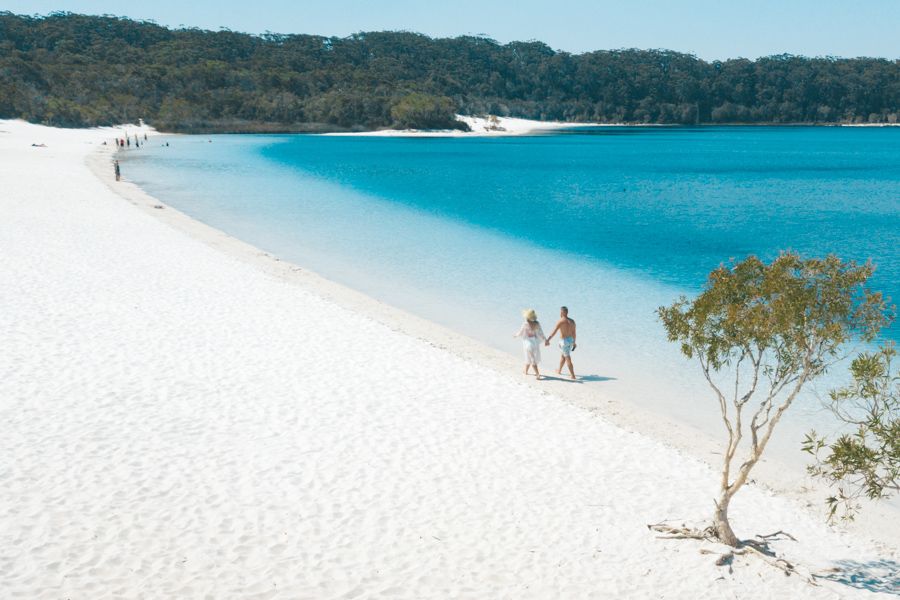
top-left (123, 126), bottom-right (900, 463)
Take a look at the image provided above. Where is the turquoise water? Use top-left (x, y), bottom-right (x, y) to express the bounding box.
top-left (122, 127), bottom-right (900, 461)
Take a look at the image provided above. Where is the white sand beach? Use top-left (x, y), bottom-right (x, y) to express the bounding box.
top-left (324, 114), bottom-right (602, 136)
top-left (1, 119), bottom-right (898, 599)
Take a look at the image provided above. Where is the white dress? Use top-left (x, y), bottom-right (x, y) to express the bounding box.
top-left (514, 321), bottom-right (546, 365)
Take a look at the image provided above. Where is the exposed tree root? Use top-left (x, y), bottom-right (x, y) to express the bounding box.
top-left (700, 548), bottom-right (735, 568)
top-left (647, 522), bottom-right (816, 584)
top-left (732, 544), bottom-right (800, 578)
top-left (646, 522), bottom-right (715, 540)
top-left (753, 530), bottom-right (798, 544)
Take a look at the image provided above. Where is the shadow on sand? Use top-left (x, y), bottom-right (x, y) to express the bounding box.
top-left (538, 374), bottom-right (616, 384)
top-left (818, 559), bottom-right (900, 595)
top-left (578, 374), bottom-right (616, 382)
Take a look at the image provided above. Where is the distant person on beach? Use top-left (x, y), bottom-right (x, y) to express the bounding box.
top-left (546, 306), bottom-right (577, 379)
top-left (114, 160), bottom-right (120, 181)
top-left (514, 309), bottom-right (547, 379)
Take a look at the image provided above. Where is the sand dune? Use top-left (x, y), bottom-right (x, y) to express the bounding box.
top-left (1, 120), bottom-right (897, 599)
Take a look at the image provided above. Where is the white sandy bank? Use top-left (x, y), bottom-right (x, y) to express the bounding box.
top-left (1, 119), bottom-right (898, 599)
top-left (325, 114), bottom-right (600, 137)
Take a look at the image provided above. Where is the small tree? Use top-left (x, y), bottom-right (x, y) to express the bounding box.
top-left (804, 343), bottom-right (899, 520)
top-left (658, 253), bottom-right (890, 547)
top-left (389, 93), bottom-right (466, 130)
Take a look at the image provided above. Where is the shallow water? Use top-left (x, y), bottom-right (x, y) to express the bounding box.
top-left (122, 126), bottom-right (900, 465)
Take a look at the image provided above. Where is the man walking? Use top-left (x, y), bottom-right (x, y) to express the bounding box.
top-left (546, 306), bottom-right (577, 379)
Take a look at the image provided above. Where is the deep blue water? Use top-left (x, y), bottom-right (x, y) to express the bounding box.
top-left (259, 127), bottom-right (900, 302)
top-left (122, 126), bottom-right (900, 459)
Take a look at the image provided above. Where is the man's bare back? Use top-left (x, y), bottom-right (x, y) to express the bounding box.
top-left (555, 317), bottom-right (576, 340)
top-left (545, 306), bottom-right (577, 379)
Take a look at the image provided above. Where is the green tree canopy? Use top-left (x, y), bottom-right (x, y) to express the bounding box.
top-left (805, 344), bottom-right (899, 520)
top-left (390, 93), bottom-right (463, 130)
top-left (1, 12), bottom-right (898, 131)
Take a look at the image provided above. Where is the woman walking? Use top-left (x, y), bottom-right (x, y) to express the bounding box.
top-left (513, 309), bottom-right (547, 379)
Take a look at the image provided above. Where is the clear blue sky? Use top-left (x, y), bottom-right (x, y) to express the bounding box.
top-left (5, 0), bottom-right (900, 60)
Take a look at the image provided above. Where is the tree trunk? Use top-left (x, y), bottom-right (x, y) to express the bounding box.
top-left (713, 494), bottom-right (740, 547)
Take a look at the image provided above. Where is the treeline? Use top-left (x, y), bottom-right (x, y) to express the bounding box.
top-left (1, 12), bottom-right (898, 132)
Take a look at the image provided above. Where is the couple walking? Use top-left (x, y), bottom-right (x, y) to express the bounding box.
top-left (513, 306), bottom-right (577, 380)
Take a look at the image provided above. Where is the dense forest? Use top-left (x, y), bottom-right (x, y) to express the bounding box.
top-left (1, 12), bottom-right (898, 132)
